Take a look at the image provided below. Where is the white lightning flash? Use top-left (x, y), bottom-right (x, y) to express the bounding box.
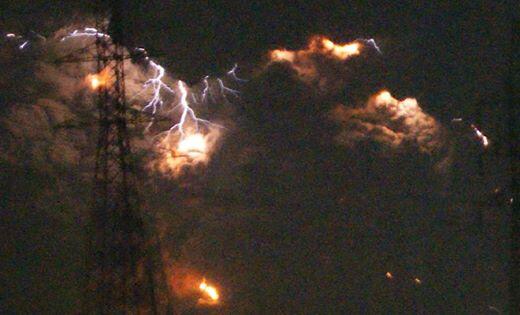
top-left (62, 27), bottom-right (224, 137)
top-left (141, 60), bottom-right (175, 131)
top-left (471, 124), bottom-right (489, 148)
top-left (363, 38), bottom-right (382, 54)
top-left (4, 32), bottom-right (32, 50)
top-left (227, 63), bottom-right (247, 82)
top-left (19, 41), bottom-right (29, 50)
top-left (61, 28), bottom-right (110, 42)
top-left (62, 27), bottom-right (242, 175)
top-left (167, 80), bottom-right (216, 136)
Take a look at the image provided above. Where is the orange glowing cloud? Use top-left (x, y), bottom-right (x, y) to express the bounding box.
top-left (330, 90), bottom-right (443, 154)
top-left (151, 128), bottom-right (221, 177)
top-left (268, 36), bottom-right (363, 82)
top-left (270, 36), bottom-right (361, 63)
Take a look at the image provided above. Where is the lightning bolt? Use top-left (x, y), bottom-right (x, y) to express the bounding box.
top-left (4, 32), bottom-right (34, 50)
top-left (61, 27), bottom-right (242, 174)
top-left (61, 27), bottom-right (110, 42)
top-left (227, 63), bottom-right (247, 82)
top-left (166, 80), bottom-right (216, 136)
top-left (471, 124), bottom-right (489, 148)
top-left (140, 59), bottom-right (176, 132)
top-left (362, 38), bottom-right (382, 54)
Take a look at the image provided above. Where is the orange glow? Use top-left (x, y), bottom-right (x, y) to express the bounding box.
top-left (372, 90), bottom-right (423, 119)
top-left (269, 49), bottom-right (295, 62)
top-left (268, 36), bottom-right (362, 82)
top-left (269, 36), bottom-right (361, 64)
top-left (331, 89), bottom-right (442, 154)
top-left (414, 277), bottom-right (422, 284)
top-left (152, 128), bottom-right (221, 177)
top-left (319, 38), bottom-right (361, 59)
top-left (386, 272), bottom-right (393, 279)
top-left (85, 67), bottom-right (111, 90)
top-left (199, 279), bottom-right (219, 302)
top-left (375, 90), bottom-right (393, 104)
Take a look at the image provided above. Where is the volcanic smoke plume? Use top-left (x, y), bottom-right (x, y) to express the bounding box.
top-left (330, 90), bottom-right (444, 154)
top-left (268, 36), bottom-right (381, 93)
top-left (1, 25), bottom-right (239, 179)
top-left (1, 17), bottom-right (507, 314)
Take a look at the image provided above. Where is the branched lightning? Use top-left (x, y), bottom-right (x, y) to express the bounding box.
top-left (140, 60), bottom-right (175, 131)
top-left (59, 27), bottom-right (243, 174)
top-left (166, 80), bottom-right (216, 136)
top-left (227, 63), bottom-right (247, 82)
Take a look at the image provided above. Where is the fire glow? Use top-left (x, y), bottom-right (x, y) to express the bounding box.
top-left (199, 279), bottom-right (219, 303)
top-left (85, 67), bottom-right (111, 90)
top-left (269, 36), bottom-right (361, 63)
top-left (268, 36), bottom-right (379, 84)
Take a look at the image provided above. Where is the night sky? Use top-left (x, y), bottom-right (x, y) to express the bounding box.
top-left (0, 1), bottom-right (516, 314)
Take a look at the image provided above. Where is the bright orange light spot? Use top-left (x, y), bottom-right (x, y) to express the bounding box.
top-left (86, 67), bottom-right (111, 90)
top-left (376, 90), bottom-right (394, 104)
top-left (269, 36), bottom-right (361, 64)
top-left (199, 279), bottom-right (219, 302)
top-left (386, 272), bottom-right (393, 279)
top-left (319, 38), bottom-right (360, 59)
top-left (269, 49), bottom-right (295, 62)
top-left (414, 278), bottom-right (422, 285)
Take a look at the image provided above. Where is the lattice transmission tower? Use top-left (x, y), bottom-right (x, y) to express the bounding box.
top-left (83, 2), bottom-right (171, 314)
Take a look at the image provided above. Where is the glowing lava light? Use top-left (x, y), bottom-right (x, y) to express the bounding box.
top-left (199, 279), bottom-right (219, 302)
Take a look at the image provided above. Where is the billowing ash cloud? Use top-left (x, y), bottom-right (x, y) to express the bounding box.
top-left (330, 90), bottom-right (444, 154)
top-left (269, 36), bottom-right (361, 75)
top-left (3, 23), bottom-right (506, 314)
top-left (268, 36), bottom-right (380, 92)
top-left (1, 25), bottom-right (238, 178)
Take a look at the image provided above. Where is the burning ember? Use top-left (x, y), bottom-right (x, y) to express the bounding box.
top-left (199, 279), bottom-right (219, 303)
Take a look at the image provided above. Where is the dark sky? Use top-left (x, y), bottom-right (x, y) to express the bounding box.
top-left (0, 1), bottom-right (516, 314)
top-left (0, 1), bottom-right (512, 118)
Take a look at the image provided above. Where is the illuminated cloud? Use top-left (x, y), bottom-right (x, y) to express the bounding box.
top-left (330, 90), bottom-right (443, 154)
top-left (268, 36), bottom-right (367, 85)
top-left (150, 126), bottom-right (222, 177)
top-left (1, 26), bottom-right (234, 179)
